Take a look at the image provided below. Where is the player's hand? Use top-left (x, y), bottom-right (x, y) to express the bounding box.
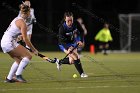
top-left (64, 47), bottom-right (73, 54)
top-left (64, 49), bottom-right (69, 54)
top-left (17, 35), bottom-right (23, 42)
top-left (77, 41), bottom-right (83, 47)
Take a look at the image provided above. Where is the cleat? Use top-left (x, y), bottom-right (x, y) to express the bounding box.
top-left (12, 75), bottom-right (17, 81)
top-left (54, 58), bottom-right (61, 71)
top-left (4, 78), bottom-right (16, 83)
top-left (81, 73), bottom-right (88, 78)
top-left (15, 75), bottom-right (27, 83)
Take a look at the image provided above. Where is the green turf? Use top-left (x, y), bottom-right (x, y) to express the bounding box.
top-left (0, 52), bottom-right (140, 93)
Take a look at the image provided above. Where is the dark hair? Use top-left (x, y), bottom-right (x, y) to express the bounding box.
top-left (64, 11), bottom-right (73, 19)
top-left (19, 4), bottom-right (30, 14)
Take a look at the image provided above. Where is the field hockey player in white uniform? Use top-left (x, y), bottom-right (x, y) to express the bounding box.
top-left (1, 4), bottom-right (38, 83)
top-left (18, 0), bottom-right (36, 49)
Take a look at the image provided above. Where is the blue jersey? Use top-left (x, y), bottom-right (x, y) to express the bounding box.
top-left (58, 21), bottom-right (83, 52)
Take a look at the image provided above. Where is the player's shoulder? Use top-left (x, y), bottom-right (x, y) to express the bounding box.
top-left (30, 8), bottom-right (34, 11)
top-left (14, 17), bottom-right (26, 25)
top-left (12, 17), bottom-right (23, 22)
top-left (15, 17), bottom-right (24, 21)
top-left (17, 16), bottom-right (23, 19)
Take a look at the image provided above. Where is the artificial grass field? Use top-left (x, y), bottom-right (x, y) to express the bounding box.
top-left (0, 52), bottom-right (140, 93)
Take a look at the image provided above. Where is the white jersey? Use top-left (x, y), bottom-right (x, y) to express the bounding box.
top-left (1, 17), bottom-right (25, 53)
top-left (18, 8), bottom-right (35, 35)
top-left (4, 17), bottom-right (23, 39)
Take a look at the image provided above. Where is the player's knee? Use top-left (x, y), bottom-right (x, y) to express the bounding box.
top-left (72, 56), bottom-right (77, 61)
top-left (71, 54), bottom-right (78, 60)
top-left (22, 57), bottom-right (30, 62)
top-left (69, 57), bottom-right (74, 64)
top-left (25, 54), bottom-right (32, 60)
top-left (74, 55), bottom-right (78, 60)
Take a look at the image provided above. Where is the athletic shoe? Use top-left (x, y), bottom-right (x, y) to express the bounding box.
top-left (15, 75), bottom-right (26, 83)
top-left (4, 78), bottom-right (16, 83)
top-left (54, 58), bottom-right (61, 71)
top-left (81, 73), bottom-right (88, 78)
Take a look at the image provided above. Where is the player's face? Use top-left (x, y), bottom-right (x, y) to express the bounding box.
top-left (104, 24), bottom-right (109, 28)
top-left (23, 11), bottom-right (30, 19)
top-left (65, 16), bottom-right (73, 27)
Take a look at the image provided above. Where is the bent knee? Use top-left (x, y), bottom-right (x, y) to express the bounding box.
top-left (25, 54), bottom-right (32, 60)
top-left (22, 57), bottom-right (30, 62)
top-left (69, 57), bottom-right (74, 64)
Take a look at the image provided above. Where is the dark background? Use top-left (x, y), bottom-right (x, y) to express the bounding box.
top-left (0, 0), bottom-right (140, 51)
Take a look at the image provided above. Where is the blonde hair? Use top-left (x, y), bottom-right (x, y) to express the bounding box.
top-left (19, 4), bottom-right (30, 14)
top-left (24, 0), bottom-right (31, 7)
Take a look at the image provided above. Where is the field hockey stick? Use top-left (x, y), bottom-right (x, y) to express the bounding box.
top-left (63, 43), bottom-right (79, 59)
top-left (37, 53), bottom-right (56, 63)
top-left (25, 47), bottom-right (56, 63)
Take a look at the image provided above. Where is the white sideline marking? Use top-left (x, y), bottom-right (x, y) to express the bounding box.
top-left (0, 86), bottom-right (138, 91)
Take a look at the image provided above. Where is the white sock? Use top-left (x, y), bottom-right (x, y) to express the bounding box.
top-left (15, 57), bottom-right (29, 76)
top-left (7, 62), bottom-right (19, 80)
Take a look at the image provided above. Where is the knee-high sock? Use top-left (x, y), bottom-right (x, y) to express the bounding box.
top-left (74, 59), bottom-right (84, 75)
top-left (60, 58), bottom-right (70, 64)
top-left (7, 62), bottom-right (19, 80)
top-left (15, 57), bottom-right (29, 76)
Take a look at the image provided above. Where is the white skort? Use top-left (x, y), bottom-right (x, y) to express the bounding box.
top-left (1, 34), bottom-right (19, 53)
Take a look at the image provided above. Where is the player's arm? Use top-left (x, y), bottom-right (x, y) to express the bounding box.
top-left (16, 19), bottom-right (38, 55)
top-left (30, 8), bottom-right (36, 23)
top-left (75, 21), bottom-right (84, 47)
top-left (77, 19), bottom-right (87, 35)
top-left (76, 21), bottom-right (84, 41)
top-left (58, 26), bottom-right (69, 54)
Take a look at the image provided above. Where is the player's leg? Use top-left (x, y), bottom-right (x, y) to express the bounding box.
top-left (8, 45), bottom-right (32, 82)
top-left (104, 43), bottom-right (109, 55)
top-left (5, 59), bottom-right (20, 83)
top-left (99, 42), bottom-right (104, 54)
top-left (74, 49), bottom-right (88, 78)
top-left (72, 49), bottom-right (88, 77)
top-left (55, 52), bottom-right (75, 71)
top-left (74, 59), bottom-right (88, 78)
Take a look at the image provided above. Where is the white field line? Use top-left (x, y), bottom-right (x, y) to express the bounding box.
top-left (29, 60), bottom-right (92, 63)
top-left (0, 85), bottom-right (139, 91)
